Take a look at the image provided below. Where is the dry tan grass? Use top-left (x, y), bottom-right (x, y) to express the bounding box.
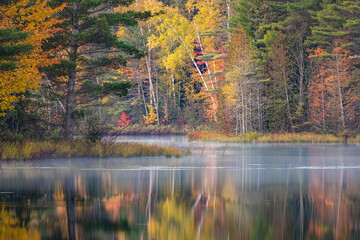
top-left (0, 140), bottom-right (184, 161)
top-left (188, 131), bottom-right (356, 144)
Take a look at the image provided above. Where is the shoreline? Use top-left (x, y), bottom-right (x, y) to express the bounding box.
top-left (187, 131), bottom-right (360, 144)
top-left (109, 124), bottom-right (186, 136)
top-left (0, 140), bottom-right (184, 161)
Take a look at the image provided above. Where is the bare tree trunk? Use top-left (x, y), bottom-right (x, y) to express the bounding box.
top-left (249, 90), bottom-right (253, 132)
top-left (335, 52), bottom-right (346, 129)
top-left (283, 71), bottom-right (294, 132)
top-left (226, 0), bottom-right (231, 42)
top-left (137, 66), bottom-right (149, 125)
top-left (166, 22), bottom-right (218, 121)
top-left (292, 36), bottom-right (305, 109)
top-left (240, 84), bottom-right (245, 134)
top-left (194, 22), bottom-right (215, 89)
top-left (147, 22), bottom-right (160, 125)
top-left (152, 54), bottom-right (161, 125)
top-left (257, 88), bottom-right (262, 132)
top-left (235, 106), bottom-right (239, 135)
top-left (321, 76), bottom-right (326, 129)
top-left (137, 6), bottom-right (159, 123)
top-left (65, 71), bottom-right (76, 140)
top-left (145, 53), bottom-right (156, 106)
top-left (155, 80), bottom-right (160, 125)
top-left (65, 5), bottom-right (79, 141)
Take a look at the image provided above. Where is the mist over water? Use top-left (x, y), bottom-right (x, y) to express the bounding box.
top-left (1, 136), bottom-right (360, 239)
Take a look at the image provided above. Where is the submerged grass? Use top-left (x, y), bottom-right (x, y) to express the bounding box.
top-left (0, 140), bottom-right (184, 161)
top-left (188, 131), bottom-right (358, 144)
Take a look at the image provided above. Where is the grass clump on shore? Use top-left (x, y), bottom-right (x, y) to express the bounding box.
top-left (0, 140), bottom-right (184, 161)
top-left (188, 131), bottom-right (358, 144)
top-left (110, 124), bottom-right (185, 135)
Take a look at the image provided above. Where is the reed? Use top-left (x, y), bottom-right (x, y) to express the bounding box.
top-left (188, 131), bottom-right (357, 144)
top-left (0, 140), bottom-right (184, 161)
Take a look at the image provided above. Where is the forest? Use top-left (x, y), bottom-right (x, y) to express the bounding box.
top-left (1, 0), bottom-right (360, 141)
top-left (1, 1), bottom-right (360, 238)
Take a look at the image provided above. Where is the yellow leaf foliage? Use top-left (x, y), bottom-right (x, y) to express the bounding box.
top-left (186, 0), bottom-right (221, 50)
top-left (0, 0), bottom-right (65, 115)
top-left (222, 81), bottom-right (237, 104)
top-left (144, 104), bottom-right (158, 124)
top-left (101, 97), bottom-right (109, 105)
top-left (146, 4), bottom-right (196, 73)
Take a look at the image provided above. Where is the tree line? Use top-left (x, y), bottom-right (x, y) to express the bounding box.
top-left (1, 0), bottom-right (359, 140)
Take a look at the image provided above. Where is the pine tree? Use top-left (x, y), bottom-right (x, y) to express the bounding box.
top-left (44, 0), bottom-right (152, 140)
top-left (265, 31), bottom-right (295, 132)
top-left (308, 0), bottom-right (360, 53)
top-left (307, 0), bottom-right (360, 131)
top-left (0, 28), bottom-right (33, 71)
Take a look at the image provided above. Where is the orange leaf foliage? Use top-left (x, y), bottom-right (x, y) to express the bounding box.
top-left (308, 46), bottom-right (359, 129)
top-left (0, 0), bottom-right (65, 115)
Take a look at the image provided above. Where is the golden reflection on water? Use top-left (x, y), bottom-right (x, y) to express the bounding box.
top-left (0, 207), bottom-right (40, 240)
top-left (0, 145), bottom-right (360, 239)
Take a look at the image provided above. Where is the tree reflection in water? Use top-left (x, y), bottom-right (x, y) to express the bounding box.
top-left (0, 144), bottom-right (360, 239)
top-left (0, 206), bottom-right (40, 240)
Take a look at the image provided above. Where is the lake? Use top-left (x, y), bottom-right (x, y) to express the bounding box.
top-left (1, 135), bottom-right (360, 239)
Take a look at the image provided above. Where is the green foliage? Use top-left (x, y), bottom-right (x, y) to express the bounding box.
top-left (81, 81), bottom-right (132, 97)
top-left (2, 0), bottom-right (360, 139)
top-left (308, 0), bottom-right (360, 53)
top-left (41, 0), bottom-right (152, 139)
top-left (0, 91), bottom-right (52, 141)
top-left (81, 115), bottom-right (108, 142)
top-left (0, 28), bottom-right (33, 70)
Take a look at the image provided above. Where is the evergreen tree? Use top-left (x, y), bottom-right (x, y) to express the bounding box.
top-left (307, 0), bottom-right (360, 131)
top-left (45, 0), bottom-right (152, 140)
top-left (308, 0), bottom-right (360, 53)
top-left (0, 28), bottom-right (33, 71)
top-left (0, 1), bottom-right (31, 72)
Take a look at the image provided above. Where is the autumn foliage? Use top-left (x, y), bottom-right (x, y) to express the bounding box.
top-left (117, 112), bottom-right (132, 127)
top-left (308, 45), bottom-right (359, 130)
top-left (144, 104), bottom-right (158, 125)
top-left (0, 0), bottom-right (65, 115)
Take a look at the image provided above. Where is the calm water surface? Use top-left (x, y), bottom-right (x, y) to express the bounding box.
top-left (1, 136), bottom-right (360, 239)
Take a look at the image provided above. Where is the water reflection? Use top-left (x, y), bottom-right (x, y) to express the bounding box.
top-left (1, 137), bottom-right (360, 239)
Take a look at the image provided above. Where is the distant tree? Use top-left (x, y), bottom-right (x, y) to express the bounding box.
top-left (309, 45), bottom-right (358, 131)
top-left (224, 26), bottom-right (261, 134)
top-left (307, 0), bottom-right (360, 131)
top-left (117, 111), bottom-right (132, 127)
top-left (149, 3), bottom-right (220, 121)
top-left (265, 32), bottom-right (295, 132)
top-left (144, 104), bottom-right (158, 125)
